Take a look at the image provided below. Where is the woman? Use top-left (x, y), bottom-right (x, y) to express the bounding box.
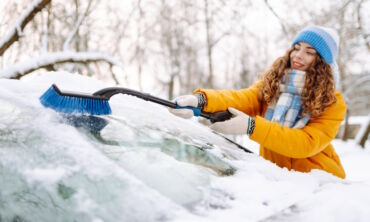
top-left (169, 26), bottom-right (347, 179)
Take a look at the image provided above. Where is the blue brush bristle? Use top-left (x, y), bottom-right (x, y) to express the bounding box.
top-left (39, 85), bottom-right (112, 115)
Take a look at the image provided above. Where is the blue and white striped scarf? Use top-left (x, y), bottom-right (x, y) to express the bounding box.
top-left (264, 69), bottom-right (310, 128)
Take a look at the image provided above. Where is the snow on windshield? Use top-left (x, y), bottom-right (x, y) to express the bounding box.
top-left (0, 72), bottom-right (369, 222)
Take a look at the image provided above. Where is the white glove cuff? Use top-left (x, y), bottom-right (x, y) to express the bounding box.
top-left (195, 92), bottom-right (207, 109)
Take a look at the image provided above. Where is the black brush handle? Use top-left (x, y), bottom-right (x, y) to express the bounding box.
top-left (93, 87), bottom-right (232, 123)
top-left (200, 110), bottom-right (232, 123)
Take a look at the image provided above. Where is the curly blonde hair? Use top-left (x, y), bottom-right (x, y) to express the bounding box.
top-left (258, 48), bottom-right (337, 117)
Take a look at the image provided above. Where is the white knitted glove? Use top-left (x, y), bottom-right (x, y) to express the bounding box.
top-left (168, 95), bottom-right (198, 119)
top-left (210, 107), bottom-right (252, 135)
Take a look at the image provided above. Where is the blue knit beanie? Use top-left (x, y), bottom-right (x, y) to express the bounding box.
top-left (291, 26), bottom-right (339, 65)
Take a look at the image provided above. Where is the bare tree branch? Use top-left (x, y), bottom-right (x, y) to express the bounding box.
top-left (63, 0), bottom-right (94, 51)
top-left (355, 113), bottom-right (370, 148)
top-left (204, 0), bottom-right (214, 87)
top-left (263, 0), bottom-right (288, 35)
top-left (0, 0), bottom-right (51, 56)
top-left (109, 64), bottom-right (119, 85)
top-left (41, 3), bottom-right (52, 53)
top-left (343, 74), bottom-right (370, 96)
top-left (357, 0), bottom-right (370, 51)
top-left (211, 31), bottom-right (230, 48)
top-left (0, 51), bottom-right (119, 79)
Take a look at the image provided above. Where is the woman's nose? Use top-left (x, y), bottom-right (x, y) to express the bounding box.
top-left (294, 50), bottom-right (303, 59)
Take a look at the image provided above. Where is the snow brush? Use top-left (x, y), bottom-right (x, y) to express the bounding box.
top-left (39, 84), bottom-right (233, 123)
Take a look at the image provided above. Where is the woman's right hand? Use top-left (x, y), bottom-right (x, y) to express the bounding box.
top-left (168, 95), bottom-right (198, 119)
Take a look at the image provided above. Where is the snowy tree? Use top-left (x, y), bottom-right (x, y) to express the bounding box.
top-left (0, 0), bottom-right (122, 82)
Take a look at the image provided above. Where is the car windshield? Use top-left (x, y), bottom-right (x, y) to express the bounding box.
top-left (1, 72), bottom-right (368, 222)
top-left (0, 72), bottom-right (249, 221)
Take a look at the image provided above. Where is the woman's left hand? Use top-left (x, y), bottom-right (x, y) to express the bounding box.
top-left (210, 107), bottom-right (251, 135)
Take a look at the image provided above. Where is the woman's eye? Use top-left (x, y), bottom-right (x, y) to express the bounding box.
top-left (306, 51), bottom-right (315, 55)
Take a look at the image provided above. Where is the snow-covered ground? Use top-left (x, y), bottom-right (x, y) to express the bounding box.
top-left (0, 72), bottom-right (369, 222)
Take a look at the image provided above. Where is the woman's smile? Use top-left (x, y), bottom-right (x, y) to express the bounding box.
top-left (292, 61), bottom-right (304, 69)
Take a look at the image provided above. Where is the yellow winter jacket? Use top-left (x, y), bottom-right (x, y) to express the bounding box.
top-left (194, 81), bottom-right (347, 179)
